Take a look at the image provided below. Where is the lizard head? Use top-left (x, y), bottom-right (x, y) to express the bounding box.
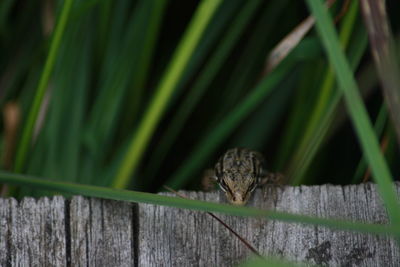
top-left (214, 148), bottom-right (264, 205)
top-left (217, 171), bottom-right (258, 205)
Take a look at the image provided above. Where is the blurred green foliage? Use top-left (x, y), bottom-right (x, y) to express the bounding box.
top-left (0, 0), bottom-right (399, 197)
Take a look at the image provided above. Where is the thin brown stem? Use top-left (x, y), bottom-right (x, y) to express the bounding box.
top-left (262, 0), bottom-right (337, 76)
top-left (360, 0), bottom-right (400, 148)
top-left (163, 185), bottom-right (263, 258)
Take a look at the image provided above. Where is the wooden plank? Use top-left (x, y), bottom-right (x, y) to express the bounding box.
top-left (0, 183), bottom-right (399, 266)
top-left (0, 196), bottom-right (136, 266)
top-left (69, 196), bottom-right (136, 266)
top-left (0, 198), bottom-right (11, 266)
top-left (138, 183), bottom-right (400, 266)
top-left (5, 196), bottom-right (66, 266)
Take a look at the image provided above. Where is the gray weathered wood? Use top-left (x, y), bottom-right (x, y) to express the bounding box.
top-left (69, 196), bottom-right (135, 266)
top-left (139, 183), bottom-right (400, 266)
top-left (0, 196), bottom-right (66, 266)
top-left (0, 196), bottom-right (136, 266)
top-left (0, 183), bottom-right (399, 266)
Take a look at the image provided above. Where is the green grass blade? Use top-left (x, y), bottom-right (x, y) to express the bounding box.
top-left (306, 0), bottom-right (400, 226)
top-left (14, 0), bottom-right (74, 172)
top-left (86, 0), bottom-right (167, 158)
top-left (284, 42), bottom-right (373, 185)
top-left (45, 18), bottom-right (92, 183)
top-left (352, 105), bottom-right (388, 183)
top-left (172, 0), bottom-right (242, 90)
top-left (113, 0), bottom-right (222, 189)
top-left (289, 26), bottom-right (368, 185)
top-left (275, 57), bottom-right (325, 170)
top-left (229, 82), bottom-right (292, 149)
top-left (121, 0), bottom-right (168, 128)
top-left (240, 256), bottom-right (306, 267)
top-left (0, 171), bottom-right (398, 237)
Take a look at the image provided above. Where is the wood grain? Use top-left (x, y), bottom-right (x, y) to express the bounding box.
top-left (0, 183), bottom-right (399, 266)
top-left (139, 183), bottom-right (400, 266)
top-left (69, 196), bottom-right (135, 266)
top-left (1, 196), bottom-right (66, 266)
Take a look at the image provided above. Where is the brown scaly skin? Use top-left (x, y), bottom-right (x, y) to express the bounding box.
top-left (214, 148), bottom-right (267, 205)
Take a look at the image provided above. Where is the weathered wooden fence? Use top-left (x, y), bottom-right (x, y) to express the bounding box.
top-left (0, 183), bottom-right (399, 266)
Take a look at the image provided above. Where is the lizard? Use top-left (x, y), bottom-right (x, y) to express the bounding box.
top-left (203, 147), bottom-right (282, 205)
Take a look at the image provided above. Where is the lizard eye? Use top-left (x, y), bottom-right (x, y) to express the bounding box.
top-left (249, 180), bottom-right (257, 191)
top-left (218, 180), bottom-right (229, 192)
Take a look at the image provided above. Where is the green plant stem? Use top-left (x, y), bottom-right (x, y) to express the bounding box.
top-left (14, 0), bottom-right (74, 172)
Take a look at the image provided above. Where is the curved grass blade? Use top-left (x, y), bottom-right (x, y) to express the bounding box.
top-left (113, 0), bottom-right (222, 189)
top-left (306, 0), bottom-right (400, 227)
top-left (14, 0), bottom-right (74, 172)
top-left (0, 171), bottom-right (398, 237)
